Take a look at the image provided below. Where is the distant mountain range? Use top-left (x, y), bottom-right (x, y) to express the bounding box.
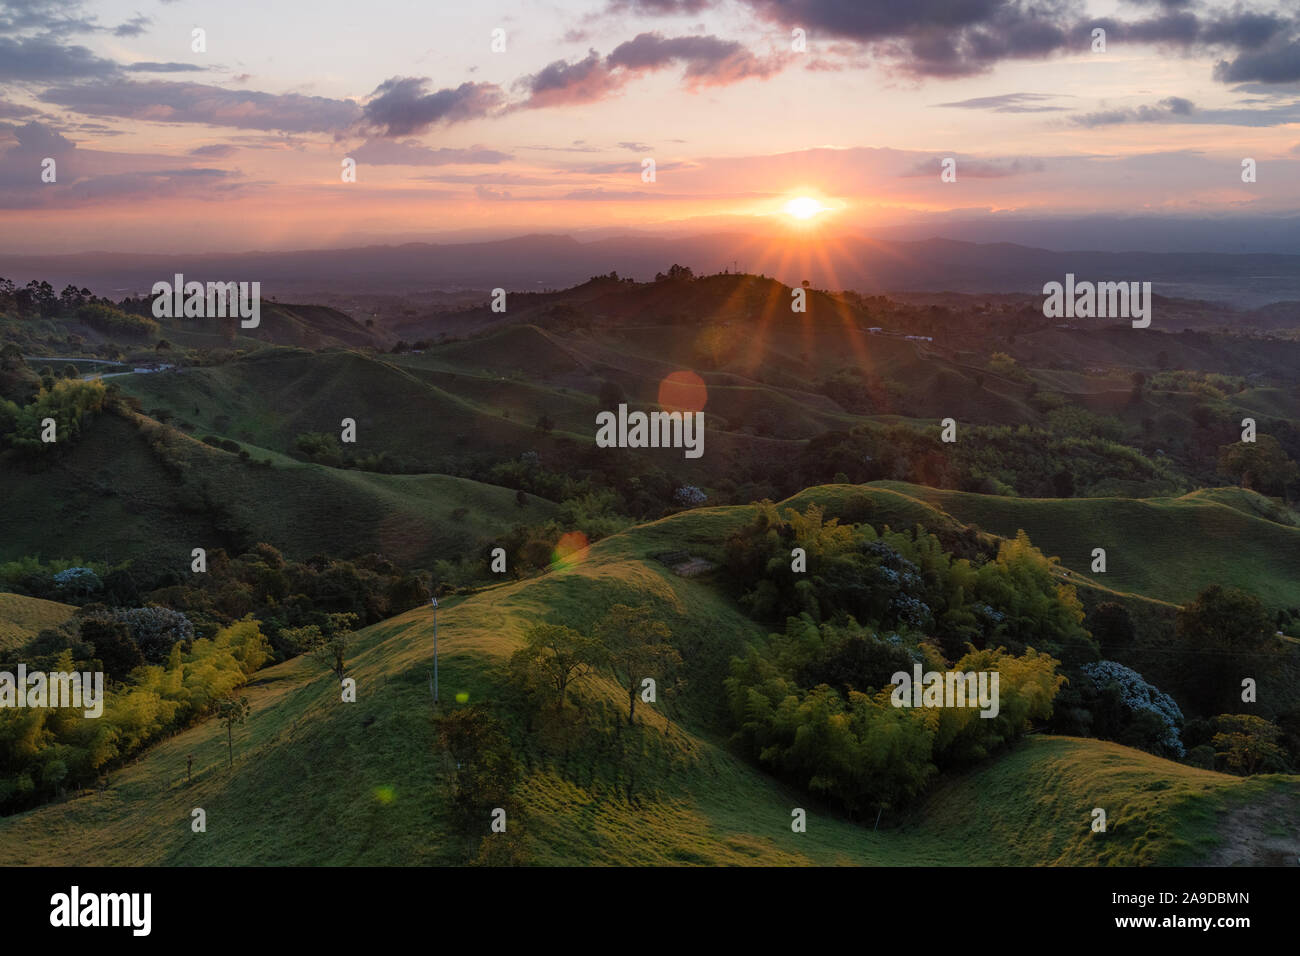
top-left (4, 232), bottom-right (1300, 308)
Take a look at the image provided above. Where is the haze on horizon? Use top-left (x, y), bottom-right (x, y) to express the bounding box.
top-left (2, 0), bottom-right (1300, 254)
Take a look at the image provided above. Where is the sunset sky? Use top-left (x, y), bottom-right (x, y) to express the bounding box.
top-left (3, 0), bottom-right (1300, 252)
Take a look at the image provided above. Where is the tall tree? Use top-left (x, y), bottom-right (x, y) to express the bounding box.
top-left (510, 623), bottom-right (604, 708)
top-left (596, 604), bottom-right (680, 725)
top-left (216, 694), bottom-right (251, 769)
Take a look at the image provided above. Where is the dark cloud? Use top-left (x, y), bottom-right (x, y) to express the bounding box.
top-left (935, 92), bottom-right (1068, 112)
top-left (606, 32), bottom-right (781, 84)
top-left (514, 32), bottom-right (781, 108)
top-left (361, 77), bottom-right (503, 136)
top-left (0, 35), bottom-right (117, 81)
top-left (188, 143), bottom-right (237, 157)
top-left (125, 62), bottom-right (206, 73)
top-left (1072, 96), bottom-right (1195, 127)
top-left (351, 138), bottom-right (511, 165)
top-left (0, 0), bottom-right (99, 35)
top-left (113, 13), bottom-right (150, 37)
top-left (1215, 38), bottom-right (1300, 84)
top-left (0, 98), bottom-right (39, 119)
top-left (38, 80), bottom-right (362, 132)
top-left (5, 119), bottom-right (75, 155)
top-left (1200, 11), bottom-right (1290, 50)
top-left (739, 0), bottom-right (1300, 84)
top-left (518, 52), bottom-right (622, 107)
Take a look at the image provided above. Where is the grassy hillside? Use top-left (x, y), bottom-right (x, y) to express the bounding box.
top-left (869, 481), bottom-right (1300, 608)
top-left (2, 495), bottom-right (1294, 866)
top-left (0, 409), bottom-right (558, 581)
top-left (0, 593), bottom-right (75, 651)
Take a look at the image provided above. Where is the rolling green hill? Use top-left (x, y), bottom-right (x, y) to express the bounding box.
top-left (869, 481), bottom-right (1300, 608)
top-left (0, 409), bottom-right (558, 581)
top-left (2, 493), bottom-right (1294, 866)
top-left (0, 593), bottom-right (75, 651)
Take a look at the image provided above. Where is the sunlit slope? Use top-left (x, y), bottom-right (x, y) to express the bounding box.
top-left (0, 593), bottom-right (75, 651)
top-left (2, 496), bottom-right (1293, 866)
top-left (869, 481), bottom-right (1300, 608)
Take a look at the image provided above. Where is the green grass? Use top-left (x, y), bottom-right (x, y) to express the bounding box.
top-left (0, 410), bottom-right (558, 581)
top-left (2, 498), bottom-right (1293, 866)
top-left (0, 593), bottom-right (75, 651)
top-left (868, 480), bottom-right (1300, 608)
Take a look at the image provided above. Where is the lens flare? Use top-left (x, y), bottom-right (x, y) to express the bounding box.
top-left (552, 530), bottom-right (589, 571)
top-left (373, 785), bottom-right (396, 804)
top-left (657, 370), bottom-right (707, 413)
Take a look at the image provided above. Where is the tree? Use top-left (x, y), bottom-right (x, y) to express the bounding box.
top-left (509, 623), bottom-right (603, 708)
top-left (110, 606), bottom-right (194, 663)
top-left (1217, 435), bottom-right (1299, 498)
top-left (1210, 714), bottom-right (1289, 775)
top-left (311, 612), bottom-right (358, 681)
top-left (1175, 586), bottom-right (1281, 716)
top-left (80, 616), bottom-right (144, 683)
top-left (595, 604), bottom-right (681, 724)
top-left (438, 706), bottom-right (520, 828)
top-left (216, 694), bottom-right (250, 768)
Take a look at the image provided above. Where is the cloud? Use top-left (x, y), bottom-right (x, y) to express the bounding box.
top-left (351, 138), bottom-right (511, 165)
top-left (188, 143), bottom-right (237, 157)
top-left (608, 0), bottom-right (712, 13)
top-left (935, 92), bottom-right (1069, 112)
top-left (1215, 38), bottom-right (1300, 84)
top-left (0, 35), bottom-right (117, 81)
top-left (1072, 96), bottom-right (1195, 126)
top-left (576, 158), bottom-right (693, 174)
top-left (514, 32), bottom-right (782, 109)
top-left (0, 120), bottom-right (249, 209)
top-left (1073, 95), bottom-right (1300, 128)
top-left (619, 140), bottom-right (653, 151)
top-left (737, 0), bottom-right (1074, 76)
top-left (38, 79), bottom-right (362, 132)
top-left (360, 77), bottom-right (504, 136)
top-left (125, 62), bottom-right (206, 73)
top-left (737, 0), bottom-right (1300, 84)
top-left (0, 0), bottom-right (99, 35)
top-left (898, 155), bottom-right (1046, 178)
top-left (0, 98), bottom-right (39, 119)
top-left (606, 32), bottom-right (782, 86)
top-left (516, 52), bottom-right (623, 107)
top-left (113, 13), bottom-right (150, 37)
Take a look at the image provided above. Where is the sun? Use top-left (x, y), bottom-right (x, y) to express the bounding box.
top-left (783, 196), bottom-right (827, 220)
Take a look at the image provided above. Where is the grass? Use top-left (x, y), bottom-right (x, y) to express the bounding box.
top-left (2, 497), bottom-right (1293, 866)
top-left (0, 410), bottom-right (558, 581)
top-left (869, 480), bottom-right (1300, 608)
top-left (0, 593), bottom-right (75, 651)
